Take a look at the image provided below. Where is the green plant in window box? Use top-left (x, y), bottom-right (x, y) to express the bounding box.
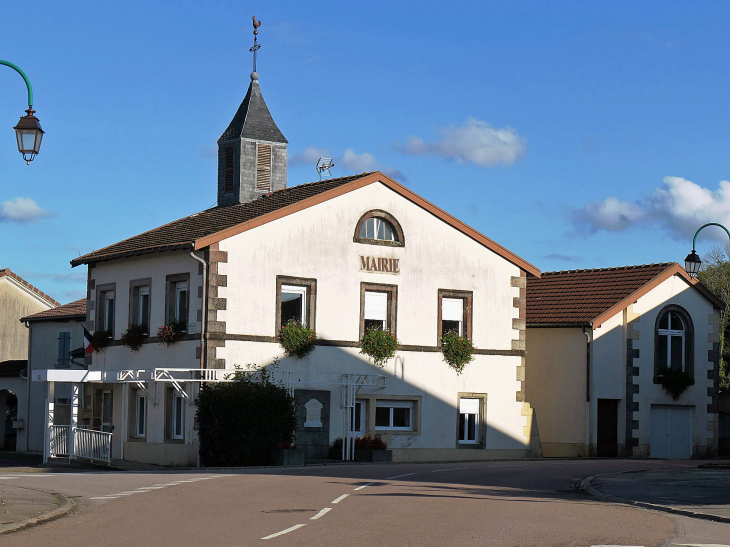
top-left (441, 330), bottom-right (476, 375)
top-left (279, 321), bottom-right (317, 359)
top-left (658, 367), bottom-right (695, 400)
top-left (158, 320), bottom-right (187, 347)
top-left (360, 328), bottom-right (398, 367)
top-left (121, 323), bottom-right (147, 352)
top-left (92, 330), bottom-right (112, 353)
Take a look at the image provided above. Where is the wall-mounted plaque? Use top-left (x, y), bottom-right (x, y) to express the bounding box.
top-left (304, 398), bottom-right (323, 428)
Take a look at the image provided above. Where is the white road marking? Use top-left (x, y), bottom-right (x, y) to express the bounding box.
top-left (261, 524), bottom-right (306, 540)
top-left (112, 493), bottom-right (136, 496)
top-left (590, 545), bottom-right (644, 547)
top-left (385, 473), bottom-right (416, 480)
top-left (331, 494), bottom-right (349, 504)
top-left (673, 544), bottom-right (730, 546)
top-left (136, 486), bottom-right (166, 490)
top-left (310, 508), bottom-right (332, 520)
top-left (0, 477), bottom-right (20, 480)
top-left (431, 467), bottom-right (467, 473)
top-left (354, 482), bottom-right (374, 491)
top-left (89, 496), bottom-right (119, 500)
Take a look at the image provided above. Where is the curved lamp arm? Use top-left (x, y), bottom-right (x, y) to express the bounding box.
top-left (692, 223), bottom-right (730, 250)
top-left (0, 60), bottom-right (33, 108)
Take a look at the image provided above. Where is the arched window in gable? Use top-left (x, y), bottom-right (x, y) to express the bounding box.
top-left (654, 305), bottom-right (694, 381)
top-left (354, 210), bottom-right (405, 247)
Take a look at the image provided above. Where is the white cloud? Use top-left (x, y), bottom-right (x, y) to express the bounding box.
top-left (0, 197), bottom-right (52, 223)
top-left (289, 146), bottom-right (331, 166)
top-left (572, 176), bottom-right (730, 240)
top-left (398, 117), bottom-right (527, 167)
top-left (339, 149), bottom-right (377, 172)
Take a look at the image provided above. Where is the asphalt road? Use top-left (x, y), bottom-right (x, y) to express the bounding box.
top-left (0, 460), bottom-right (728, 547)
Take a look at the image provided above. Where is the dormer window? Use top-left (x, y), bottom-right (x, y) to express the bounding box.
top-left (354, 210), bottom-right (405, 247)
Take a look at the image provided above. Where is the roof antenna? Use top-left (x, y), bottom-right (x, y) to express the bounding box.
top-left (250, 16), bottom-right (262, 80)
top-left (316, 157), bottom-right (334, 180)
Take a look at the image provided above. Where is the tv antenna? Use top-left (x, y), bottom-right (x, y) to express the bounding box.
top-left (316, 157), bottom-right (334, 180)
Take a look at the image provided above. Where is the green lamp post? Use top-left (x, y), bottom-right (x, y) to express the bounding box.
top-left (684, 223), bottom-right (730, 277)
top-left (1, 60), bottom-right (44, 164)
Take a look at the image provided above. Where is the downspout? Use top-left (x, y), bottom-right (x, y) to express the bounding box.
top-left (583, 325), bottom-right (592, 456)
top-left (189, 249), bottom-right (208, 469)
top-left (23, 321), bottom-right (32, 452)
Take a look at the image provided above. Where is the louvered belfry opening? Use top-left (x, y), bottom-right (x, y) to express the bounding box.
top-left (223, 145), bottom-right (235, 195)
top-left (256, 143), bottom-right (272, 192)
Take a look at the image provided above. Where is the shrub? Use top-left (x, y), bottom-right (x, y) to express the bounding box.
top-left (121, 323), bottom-right (147, 352)
top-left (279, 321), bottom-right (317, 358)
top-left (441, 331), bottom-right (476, 374)
top-left (197, 366), bottom-right (297, 467)
top-left (659, 368), bottom-right (695, 400)
top-left (355, 433), bottom-right (387, 450)
top-left (360, 328), bottom-right (398, 367)
top-left (158, 320), bottom-right (186, 347)
top-left (92, 330), bottom-right (111, 353)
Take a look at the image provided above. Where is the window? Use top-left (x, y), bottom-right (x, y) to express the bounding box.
top-left (360, 283), bottom-right (397, 339)
top-left (256, 143), bottom-right (272, 192)
top-left (130, 279), bottom-right (152, 334)
top-left (96, 285), bottom-right (116, 335)
top-left (223, 145), bottom-right (235, 195)
top-left (56, 332), bottom-right (71, 368)
top-left (166, 273), bottom-right (190, 329)
top-left (135, 392), bottom-right (146, 437)
top-left (354, 210), bottom-right (405, 247)
top-left (175, 282), bottom-right (188, 324)
top-left (349, 400), bottom-right (366, 437)
top-left (375, 400), bottom-right (413, 430)
top-left (276, 276), bottom-right (317, 332)
top-left (172, 393), bottom-right (184, 440)
top-left (654, 305), bottom-right (694, 381)
top-left (458, 398), bottom-right (480, 444)
top-left (438, 290), bottom-right (473, 343)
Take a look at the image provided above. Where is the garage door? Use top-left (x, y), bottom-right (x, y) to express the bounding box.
top-left (650, 405), bottom-right (692, 459)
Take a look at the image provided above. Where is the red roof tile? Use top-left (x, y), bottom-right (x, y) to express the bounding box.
top-left (526, 263), bottom-right (677, 326)
top-left (20, 299), bottom-right (86, 323)
top-left (0, 268), bottom-right (60, 307)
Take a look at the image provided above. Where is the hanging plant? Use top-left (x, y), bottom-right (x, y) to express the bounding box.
top-left (158, 320), bottom-right (187, 347)
top-left (92, 329), bottom-right (112, 353)
top-left (360, 328), bottom-right (398, 367)
top-left (441, 331), bottom-right (476, 375)
top-left (279, 321), bottom-right (317, 358)
top-left (659, 368), bottom-right (695, 400)
top-left (121, 323), bottom-right (147, 352)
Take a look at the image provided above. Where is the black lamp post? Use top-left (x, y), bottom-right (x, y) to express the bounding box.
top-left (1, 60), bottom-right (44, 164)
top-left (685, 223), bottom-right (730, 277)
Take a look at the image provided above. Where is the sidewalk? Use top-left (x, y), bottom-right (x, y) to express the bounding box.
top-left (582, 465), bottom-right (730, 522)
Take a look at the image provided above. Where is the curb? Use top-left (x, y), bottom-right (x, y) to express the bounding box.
top-left (577, 474), bottom-right (730, 524)
top-left (0, 491), bottom-right (75, 535)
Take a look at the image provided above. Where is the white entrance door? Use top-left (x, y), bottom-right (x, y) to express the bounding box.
top-left (650, 405), bottom-right (692, 459)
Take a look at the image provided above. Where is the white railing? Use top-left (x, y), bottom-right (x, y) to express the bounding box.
top-left (74, 428), bottom-right (112, 463)
top-left (49, 425), bottom-right (70, 457)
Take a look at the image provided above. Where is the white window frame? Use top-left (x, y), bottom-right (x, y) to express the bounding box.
top-left (658, 312), bottom-right (685, 371)
top-left (441, 298), bottom-right (464, 336)
top-left (349, 400), bottom-right (366, 438)
top-left (364, 291), bottom-right (388, 331)
top-left (174, 281), bottom-right (188, 326)
top-left (103, 291), bottom-right (114, 332)
top-left (375, 400), bottom-right (414, 431)
top-left (172, 393), bottom-right (184, 440)
top-left (137, 286), bottom-right (150, 331)
top-left (135, 392), bottom-right (146, 438)
top-left (361, 217), bottom-right (395, 241)
top-left (281, 284), bottom-right (307, 326)
top-left (458, 398), bottom-right (480, 444)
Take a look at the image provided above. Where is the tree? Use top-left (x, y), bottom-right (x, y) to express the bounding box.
top-left (696, 246), bottom-right (730, 392)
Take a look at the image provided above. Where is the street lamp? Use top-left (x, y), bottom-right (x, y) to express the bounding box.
top-left (685, 222), bottom-right (730, 277)
top-left (1, 60), bottom-right (44, 164)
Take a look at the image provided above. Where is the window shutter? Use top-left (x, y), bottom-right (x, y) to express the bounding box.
top-left (459, 398), bottom-right (479, 415)
top-left (442, 298), bottom-right (464, 322)
top-left (224, 145), bottom-right (235, 194)
top-left (256, 144), bottom-right (272, 191)
top-left (364, 291), bottom-right (388, 321)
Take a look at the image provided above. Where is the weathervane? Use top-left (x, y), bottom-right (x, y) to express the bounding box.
top-left (250, 16), bottom-right (262, 75)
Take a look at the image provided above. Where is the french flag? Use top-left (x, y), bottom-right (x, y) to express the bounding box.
top-left (83, 326), bottom-right (94, 355)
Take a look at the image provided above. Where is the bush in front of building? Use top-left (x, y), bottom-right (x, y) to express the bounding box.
top-left (441, 331), bottom-right (476, 375)
top-left (158, 320), bottom-right (186, 347)
top-left (659, 367), bottom-right (695, 400)
top-left (360, 328), bottom-right (398, 367)
top-left (279, 321), bottom-right (317, 358)
top-left (197, 365), bottom-right (297, 467)
top-left (92, 330), bottom-right (111, 353)
top-left (121, 324), bottom-right (146, 351)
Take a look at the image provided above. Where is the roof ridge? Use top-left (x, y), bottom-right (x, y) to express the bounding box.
top-left (0, 268), bottom-right (61, 306)
top-left (541, 262), bottom-right (676, 276)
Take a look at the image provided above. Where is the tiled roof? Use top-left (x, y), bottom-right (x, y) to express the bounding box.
top-left (526, 263), bottom-right (676, 326)
top-left (20, 299), bottom-right (86, 323)
top-left (71, 173), bottom-right (375, 266)
top-left (0, 268), bottom-right (60, 307)
top-left (219, 80), bottom-right (287, 144)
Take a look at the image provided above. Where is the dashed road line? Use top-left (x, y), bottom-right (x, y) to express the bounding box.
top-left (673, 544), bottom-right (730, 546)
top-left (310, 508), bottom-right (332, 520)
top-left (331, 494), bottom-right (349, 504)
top-left (261, 524), bottom-right (307, 540)
top-left (90, 496), bottom-right (119, 500)
top-left (589, 545), bottom-right (644, 547)
top-left (431, 467), bottom-right (467, 473)
top-left (354, 482), bottom-right (374, 491)
top-left (385, 473), bottom-right (416, 480)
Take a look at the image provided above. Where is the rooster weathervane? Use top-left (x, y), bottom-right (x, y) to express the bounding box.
top-left (250, 16), bottom-right (262, 75)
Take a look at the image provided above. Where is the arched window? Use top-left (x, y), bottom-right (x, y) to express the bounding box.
top-left (654, 305), bottom-right (694, 381)
top-left (354, 210), bottom-right (405, 247)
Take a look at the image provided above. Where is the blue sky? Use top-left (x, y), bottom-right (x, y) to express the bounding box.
top-left (3, 1), bottom-right (730, 303)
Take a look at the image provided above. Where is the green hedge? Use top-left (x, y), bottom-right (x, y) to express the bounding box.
top-left (197, 369), bottom-right (296, 467)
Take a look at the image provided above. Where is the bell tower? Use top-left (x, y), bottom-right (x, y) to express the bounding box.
top-left (217, 17), bottom-right (288, 206)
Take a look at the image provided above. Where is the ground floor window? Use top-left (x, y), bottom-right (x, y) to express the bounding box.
top-left (172, 393), bottom-right (184, 439)
top-left (458, 398), bottom-right (480, 444)
top-left (349, 400), bottom-right (366, 437)
top-left (135, 392), bottom-right (146, 438)
top-left (375, 400), bottom-right (413, 431)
